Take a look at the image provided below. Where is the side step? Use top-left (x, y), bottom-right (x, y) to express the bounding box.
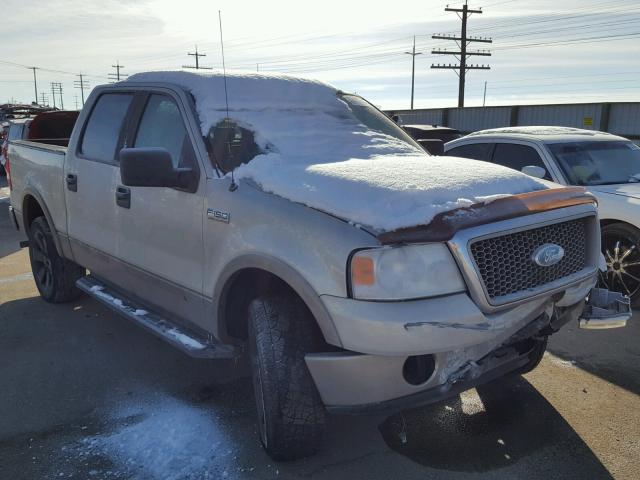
top-left (77, 276), bottom-right (238, 359)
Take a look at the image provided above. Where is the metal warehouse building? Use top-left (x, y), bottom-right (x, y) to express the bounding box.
top-left (388, 102), bottom-right (640, 141)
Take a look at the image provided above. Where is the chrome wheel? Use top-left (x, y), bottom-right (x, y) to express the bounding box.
top-left (600, 230), bottom-right (640, 300)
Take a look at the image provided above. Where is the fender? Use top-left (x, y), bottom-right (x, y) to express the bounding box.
top-left (21, 187), bottom-right (69, 258)
top-left (213, 253), bottom-right (342, 347)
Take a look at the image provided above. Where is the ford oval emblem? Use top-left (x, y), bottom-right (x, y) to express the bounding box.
top-left (532, 243), bottom-right (565, 267)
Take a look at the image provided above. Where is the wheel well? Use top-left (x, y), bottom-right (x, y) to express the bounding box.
top-left (23, 195), bottom-right (45, 230)
top-left (220, 268), bottom-right (302, 341)
top-left (600, 219), bottom-right (640, 231)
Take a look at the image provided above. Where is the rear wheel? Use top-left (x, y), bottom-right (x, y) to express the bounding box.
top-left (247, 294), bottom-right (326, 461)
top-left (28, 216), bottom-right (84, 302)
top-left (599, 223), bottom-right (640, 305)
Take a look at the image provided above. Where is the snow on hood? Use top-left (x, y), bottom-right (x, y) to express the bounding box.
top-left (126, 71), bottom-right (548, 232)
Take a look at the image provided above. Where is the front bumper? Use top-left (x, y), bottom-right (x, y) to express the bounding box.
top-left (306, 276), bottom-right (616, 410)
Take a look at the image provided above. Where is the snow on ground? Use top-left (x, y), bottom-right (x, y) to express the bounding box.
top-left (127, 71), bottom-right (548, 232)
top-left (76, 393), bottom-right (241, 480)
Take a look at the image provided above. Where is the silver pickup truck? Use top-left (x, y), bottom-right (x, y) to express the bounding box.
top-left (7, 71), bottom-right (629, 461)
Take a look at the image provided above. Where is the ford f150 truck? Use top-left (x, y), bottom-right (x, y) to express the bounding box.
top-left (7, 71), bottom-right (630, 461)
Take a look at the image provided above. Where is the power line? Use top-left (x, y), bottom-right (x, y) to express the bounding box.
top-left (183, 45), bottom-right (212, 70)
top-left (108, 61), bottom-right (127, 82)
top-left (74, 74), bottom-right (90, 106)
top-left (431, 2), bottom-right (492, 108)
top-left (405, 36), bottom-right (422, 110)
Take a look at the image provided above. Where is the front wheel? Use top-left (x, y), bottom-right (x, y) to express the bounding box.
top-left (599, 223), bottom-right (640, 306)
top-left (28, 216), bottom-right (85, 302)
top-left (247, 294), bottom-right (326, 461)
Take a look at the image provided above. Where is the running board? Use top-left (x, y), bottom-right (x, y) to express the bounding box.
top-left (77, 276), bottom-right (238, 359)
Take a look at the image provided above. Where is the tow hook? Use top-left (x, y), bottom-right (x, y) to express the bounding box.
top-left (580, 288), bottom-right (631, 329)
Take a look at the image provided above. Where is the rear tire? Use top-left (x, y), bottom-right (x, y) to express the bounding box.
top-left (247, 294), bottom-right (326, 461)
top-left (28, 216), bottom-right (84, 303)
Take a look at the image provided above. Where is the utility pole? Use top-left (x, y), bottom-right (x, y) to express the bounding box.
top-left (405, 36), bottom-right (422, 110)
top-left (108, 61), bottom-right (127, 82)
top-left (40, 92), bottom-right (48, 106)
top-left (483, 81), bottom-right (487, 106)
top-left (51, 82), bottom-right (63, 109)
top-left (74, 74), bottom-right (89, 106)
top-left (431, 1), bottom-right (492, 107)
top-left (183, 45), bottom-right (213, 70)
top-left (30, 67), bottom-right (39, 104)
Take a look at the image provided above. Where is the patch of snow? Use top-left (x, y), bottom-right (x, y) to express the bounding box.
top-left (126, 71), bottom-right (548, 231)
top-left (76, 394), bottom-right (237, 480)
top-left (165, 328), bottom-right (205, 350)
top-left (133, 309), bottom-right (148, 316)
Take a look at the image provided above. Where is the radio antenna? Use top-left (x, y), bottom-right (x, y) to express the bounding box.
top-left (218, 10), bottom-right (237, 191)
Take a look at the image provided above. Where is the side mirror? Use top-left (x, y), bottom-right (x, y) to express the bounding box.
top-left (521, 165), bottom-right (547, 179)
top-left (418, 139), bottom-right (444, 156)
top-left (119, 147), bottom-right (194, 190)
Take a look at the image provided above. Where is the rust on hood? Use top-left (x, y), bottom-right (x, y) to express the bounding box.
top-left (377, 186), bottom-right (596, 245)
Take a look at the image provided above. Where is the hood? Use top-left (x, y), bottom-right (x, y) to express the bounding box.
top-left (237, 155), bottom-right (548, 233)
top-left (588, 183), bottom-right (640, 200)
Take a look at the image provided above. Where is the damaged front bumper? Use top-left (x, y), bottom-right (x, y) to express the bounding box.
top-left (580, 287), bottom-right (631, 329)
top-left (308, 283), bottom-right (630, 413)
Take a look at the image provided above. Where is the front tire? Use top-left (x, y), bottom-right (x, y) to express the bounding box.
top-left (28, 216), bottom-right (84, 303)
top-left (600, 222), bottom-right (640, 306)
top-left (247, 294), bottom-right (326, 461)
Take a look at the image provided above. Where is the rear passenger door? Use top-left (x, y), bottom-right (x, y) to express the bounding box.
top-left (65, 92), bottom-right (134, 276)
top-left (114, 92), bottom-right (206, 326)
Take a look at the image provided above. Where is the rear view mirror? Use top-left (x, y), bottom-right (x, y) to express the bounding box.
top-left (521, 165), bottom-right (547, 179)
top-left (119, 147), bottom-right (195, 191)
top-left (418, 139), bottom-right (444, 156)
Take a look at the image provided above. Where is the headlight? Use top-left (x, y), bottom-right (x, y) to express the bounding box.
top-left (349, 244), bottom-right (466, 300)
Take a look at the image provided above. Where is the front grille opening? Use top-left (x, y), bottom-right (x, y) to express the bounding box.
top-left (403, 354), bottom-right (436, 385)
top-left (470, 218), bottom-right (589, 301)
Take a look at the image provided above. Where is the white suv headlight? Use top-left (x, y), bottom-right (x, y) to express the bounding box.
top-left (349, 244), bottom-right (466, 300)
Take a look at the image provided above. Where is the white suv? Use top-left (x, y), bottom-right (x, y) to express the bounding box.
top-left (446, 126), bottom-right (640, 304)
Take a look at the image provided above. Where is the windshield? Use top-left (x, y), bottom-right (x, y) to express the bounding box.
top-left (339, 93), bottom-right (422, 151)
top-left (548, 140), bottom-right (640, 186)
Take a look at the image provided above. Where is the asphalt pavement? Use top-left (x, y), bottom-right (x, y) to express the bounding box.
top-left (1, 178), bottom-right (638, 479)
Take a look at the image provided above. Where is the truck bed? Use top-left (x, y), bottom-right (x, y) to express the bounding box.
top-left (8, 139), bottom-right (68, 240)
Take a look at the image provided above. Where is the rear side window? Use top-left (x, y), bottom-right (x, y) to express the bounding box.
top-left (447, 143), bottom-right (492, 161)
top-left (8, 124), bottom-right (25, 140)
top-left (134, 94), bottom-right (196, 169)
top-left (492, 143), bottom-right (551, 179)
top-left (80, 93), bottom-right (133, 163)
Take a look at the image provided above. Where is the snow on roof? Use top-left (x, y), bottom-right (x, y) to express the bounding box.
top-left (468, 126), bottom-right (616, 138)
top-left (126, 71), bottom-right (548, 232)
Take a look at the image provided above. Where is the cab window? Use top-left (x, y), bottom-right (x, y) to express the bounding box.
top-left (447, 142), bottom-right (492, 161)
top-left (491, 143), bottom-right (551, 180)
top-left (80, 93), bottom-right (133, 163)
top-left (133, 94), bottom-right (196, 169)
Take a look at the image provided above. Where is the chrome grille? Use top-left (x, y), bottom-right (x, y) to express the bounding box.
top-left (470, 218), bottom-right (588, 301)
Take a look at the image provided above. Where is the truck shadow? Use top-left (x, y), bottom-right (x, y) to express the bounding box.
top-left (378, 376), bottom-right (612, 478)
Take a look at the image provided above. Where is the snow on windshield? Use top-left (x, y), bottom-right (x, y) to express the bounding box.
top-left (126, 71), bottom-right (548, 232)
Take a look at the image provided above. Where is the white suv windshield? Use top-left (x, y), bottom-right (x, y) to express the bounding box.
top-left (548, 140), bottom-right (640, 186)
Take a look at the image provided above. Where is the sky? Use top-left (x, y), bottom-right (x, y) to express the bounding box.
top-left (1, 0), bottom-right (639, 110)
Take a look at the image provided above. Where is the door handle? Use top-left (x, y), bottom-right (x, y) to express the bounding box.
top-left (66, 173), bottom-right (77, 192)
top-left (115, 186), bottom-right (131, 209)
